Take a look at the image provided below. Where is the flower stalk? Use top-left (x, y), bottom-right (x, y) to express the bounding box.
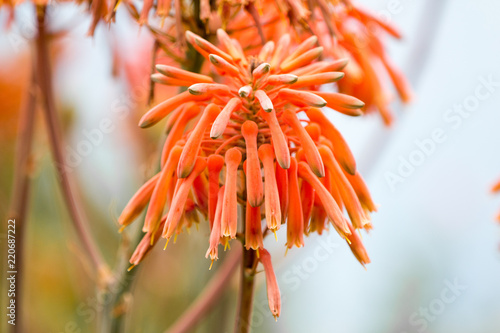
top-left (234, 246), bottom-right (257, 333)
top-left (35, 5), bottom-right (110, 279)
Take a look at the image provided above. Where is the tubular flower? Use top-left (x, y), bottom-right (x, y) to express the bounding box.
top-left (119, 29), bottom-right (376, 317)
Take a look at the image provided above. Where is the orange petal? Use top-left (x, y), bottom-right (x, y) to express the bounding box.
top-left (144, 146), bottom-right (183, 233)
top-left (309, 206), bottom-right (328, 235)
top-left (139, 91), bottom-right (208, 128)
top-left (290, 72), bottom-right (344, 88)
top-left (281, 35), bottom-right (318, 67)
top-left (304, 123), bottom-right (321, 142)
top-left (130, 217), bottom-right (165, 266)
top-left (209, 54), bottom-right (240, 77)
top-left (297, 161), bottom-right (350, 237)
top-left (258, 144), bottom-right (281, 232)
top-left (162, 157), bottom-right (207, 240)
top-left (186, 30), bottom-right (234, 63)
top-left (188, 83), bottom-right (231, 96)
top-left (291, 58), bottom-right (348, 76)
top-left (252, 63), bottom-right (271, 80)
top-left (161, 104), bottom-right (200, 167)
top-left (282, 110), bottom-right (325, 177)
top-left (155, 64), bottom-right (213, 83)
top-left (119, 172), bottom-right (160, 228)
top-left (241, 121), bottom-right (264, 207)
top-left (305, 107), bottom-right (356, 175)
top-left (314, 91), bottom-right (365, 109)
top-left (270, 34), bottom-right (291, 69)
top-left (300, 178), bottom-right (315, 234)
top-left (266, 74), bottom-right (298, 86)
top-left (260, 110), bottom-right (290, 169)
top-left (343, 170), bottom-right (377, 214)
top-left (345, 222), bottom-right (371, 266)
top-left (211, 97), bottom-right (242, 138)
top-left (245, 200), bottom-right (264, 250)
top-left (255, 89), bottom-right (274, 112)
top-left (208, 155), bottom-right (225, 229)
top-left (259, 249), bottom-right (281, 319)
top-left (151, 74), bottom-right (195, 87)
top-left (178, 104), bottom-right (221, 178)
top-left (216, 28), bottom-right (245, 64)
top-left (221, 148), bottom-right (242, 239)
top-left (275, 158), bottom-right (289, 224)
top-left (278, 88), bottom-right (326, 108)
top-left (280, 47), bottom-right (323, 72)
top-left (193, 173), bottom-right (209, 216)
top-left (258, 41), bottom-right (275, 62)
top-left (206, 186), bottom-right (225, 262)
top-left (287, 157), bottom-right (304, 248)
top-left (319, 145), bottom-right (370, 230)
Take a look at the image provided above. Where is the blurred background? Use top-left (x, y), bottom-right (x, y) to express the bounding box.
top-left (1, 0), bottom-right (500, 332)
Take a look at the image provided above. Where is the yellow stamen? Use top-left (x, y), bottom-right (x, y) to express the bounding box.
top-left (150, 230), bottom-right (156, 246)
top-left (163, 238), bottom-right (170, 250)
top-left (256, 248), bottom-right (260, 258)
top-left (118, 225), bottom-right (125, 233)
top-left (209, 260), bottom-right (214, 270)
top-left (273, 229), bottom-right (278, 242)
top-left (127, 264), bottom-right (135, 272)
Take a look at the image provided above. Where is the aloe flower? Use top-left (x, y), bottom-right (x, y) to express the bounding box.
top-left (119, 29), bottom-right (377, 318)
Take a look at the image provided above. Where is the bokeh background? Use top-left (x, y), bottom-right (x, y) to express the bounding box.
top-left (2, 0), bottom-right (500, 332)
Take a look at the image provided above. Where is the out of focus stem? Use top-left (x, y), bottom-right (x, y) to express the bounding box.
top-left (7, 54), bottom-right (37, 333)
top-left (234, 247), bottom-right (257, 333)
top-left (164, 247), bottom-right (241, 333)
top-left (35, 5), bottom-right (110, 278)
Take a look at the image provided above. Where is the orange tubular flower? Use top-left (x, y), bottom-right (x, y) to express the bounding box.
top-left (259, 144), bottom-right (282, 235)
top-left (287, 157), bottom-right (304, 248)
top-left (221, 147), bottom-right (242, 239)
top-left (259, 249), bottom-right (281, 320)
top-left (120, 29), bottom-right (377, 317)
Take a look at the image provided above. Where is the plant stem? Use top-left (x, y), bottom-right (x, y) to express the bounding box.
top-left (234, 247), bottom-right (257, 333)
top-left (164, 247), bottom-right (241, 333)
top-left (35, 5), bottom-right (109, 277)
top-left (104, 226), bottom-right (145, 333)
top-left (7, 57), bottom-right (37, 333)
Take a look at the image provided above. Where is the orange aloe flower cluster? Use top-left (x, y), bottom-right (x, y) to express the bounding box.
top-left (119, 29), bottom-right (377, 318)
top-left (227, 0), bottom-right (413, 125)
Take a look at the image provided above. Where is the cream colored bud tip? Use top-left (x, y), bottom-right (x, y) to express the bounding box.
top-left (209, 54), bottom-right (219, 65)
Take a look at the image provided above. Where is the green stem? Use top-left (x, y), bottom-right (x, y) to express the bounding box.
top-left (234, 247), bottom-right (257, 333)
